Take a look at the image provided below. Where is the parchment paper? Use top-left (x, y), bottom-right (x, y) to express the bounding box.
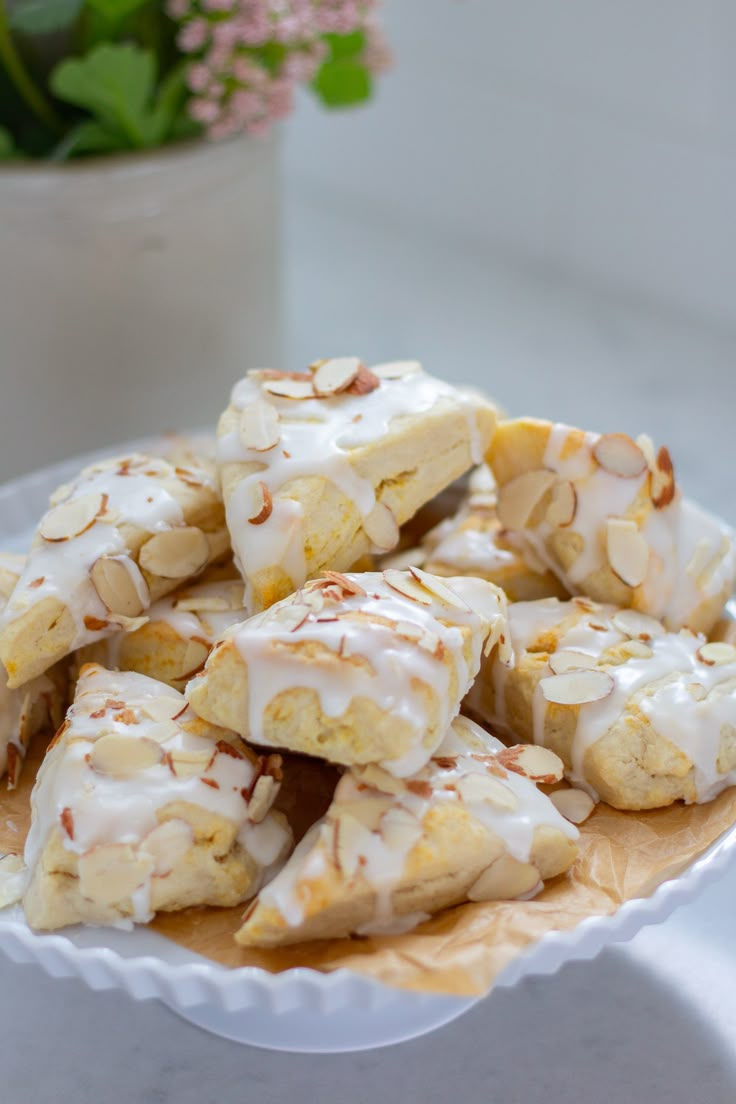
top-left (2, 738), bottom-right (735, 998)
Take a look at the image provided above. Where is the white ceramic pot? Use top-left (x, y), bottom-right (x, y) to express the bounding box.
top-left (0, 135), bottom-right (282, 480)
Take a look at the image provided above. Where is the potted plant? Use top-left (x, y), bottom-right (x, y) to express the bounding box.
top-left (0, 0), bottom-right (388, 477)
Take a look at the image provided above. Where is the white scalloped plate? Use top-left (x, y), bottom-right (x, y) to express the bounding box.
top-left (1, 447), bottom-right (735, 1052)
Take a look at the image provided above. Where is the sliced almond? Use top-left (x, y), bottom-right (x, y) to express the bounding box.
top-left (321, 571), bottom-right (366, 597)
top-left (498, 744), bottom-right (564, 784)
top-left (380, 806), bottom-right (421, 850)
top-left (497, 470), bottom-right (556, 531)
top-left (244, 481), bottom-right (273, 526)
top-left (270, 602), bottom-right (312, 633)
top-left (592, 433), bottom-right (647, 478)
top-left (139, 527), bottom-right (210, 579)
top-left (142, 819), bottom-right (193, 876)
top-left (174, 595), bottom-right (231, 613)
top-left (408, 567), bottom-right (468, 609)
top-left (546, 481), bottom-right (577, 527)
top-left (606, 518), bottom-right (649, 587)
top-left (347, 364), bottom-right (381, 395)
top-left (651, 446), bottom-right (676, 509)
top-left (40, 493), bottom-right (105, 542)
top-left (312, 356), bottom-right (362, 396)
top-left (371, 360), bottom-right (421, 379)
top-left (383, 568), bottom-right (433, 605)
top-left (467, 854), bottom-right (541, 902)
top-left (262, 377), bottom-right (315, 400)
top-left (636, 433), bottom-right (657, 471)
top-left (177, 639), bottom-right (210, 679)
top-left (333, 813), bottom-right (369, 878)
top-left (417, 630), bottom-right (441, 654)
top-left (247, 774), bottom-right (279, 823)
top-left (139, 695), bottom-right (186, 724)
top-left (353, 763), bottom-right (406, 796)
top-left (339, 796), bottom-right (393, 831)
top-left (167, 747), bottom-right (214, 778)
top-left (686, 538), bottom-right (714, 581)
top-left (394, 620), bottom-right (424, 642)
top-left (697, 641), bottom-right (736, 667)
top-left (456, 772), bottom-right (518, 810)
top-left (364, 501), bottom-right (399, 550)
top-left (239, 400), bottom-right (281, 452)
top-left (550, 787), bottom-right (596, 824)
top-left (540, 669), bottom-right (615, 706)
top-left (611, 609), bottom-right (665, 640)
top-left (620, 640), bottom-right (654, 660)
top-left (548, 650), bottom-right (599, 675)
top-left (91, 556), bottom-right (149, 617)
top-left (90, 734), bottom-right (163, 777)
top-left (78, 844), bottom-right (153, 906)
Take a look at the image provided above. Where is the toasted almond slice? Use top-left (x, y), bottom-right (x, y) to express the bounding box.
top-left (611, 609), bottom-right (665, 640)
top-left (333, 813), bottom-right (369, 878)
top-left (686, 538), bottom-right (714, 580)
top-left (91, 555), bottom-right (149, 617)
top-left (139, 527), bottom-right (210, 580)
top-left (174, 595), bottom-right (231, 613)
top-left (371, 360), bottom-right (422, 379)
top-left (78, 844), bottom-right (153, 906)
top-left (239, 400), bottom-right (281, 452)
top-left (592, 433), bottom-right (647, 478)
top-left (620, 640), bottom-right (654, 660)
top-left (635, 433), bottom-right (657, 471)
top-left (651, 446), bottom-right (676, 509)
top-left (456, 772), bottom-right (518, 810)
top-left (546, 481), bottom-right (577, 527)
top-left (550, 788), bottom-right (596, 824)
top-left (383, 568), bottom-right (433, 605)
top-left (606, 518), bottom-right (649, 587)
top-left (408, 567), bottom-right (468, 609)
top-left (312, 356), bottom-right (362, 396)
top-left (498, 744), bottom-right (564, 783)
top-left (138, 695), bottom-right (184, 724)
top-left (380, 806), bottom-right (421, 849)
top-left (142, 819), bottom-right (194, 876)
top-left (540, 669), bottom-right (615, 706)
top-left (394, 620), bottom-right (424, 642)
top-left (270, 602), bottom-right (311, 632)
top-left (467, 854), bottom-right (541, 902)
top-left (548, 650), bottom-right (599, 675)
top-left (243, 481), bottom-right (273, 526)
top-left (247, 774), bottom-right (279, 823)
top-left (348, 365), bottom-right (381, 395)
top-left (497, 470), bottom-right (557, 531)
top-left (417, 629), bottom-right (441, 654)
top-left (364, 502), bottom-right (399, 550)
top-left (90, 734), bottom-right (163, 777)
top-left (353, 763), bottom-right (407, 796)
top-left (167, 747), bottom-right (214, 778)
top-left (262, 378), bottom-right (315, 400)
top-left (321, 571), bottom-right (366, 597)
top-left (340, 796), bottom-right (393, 831)
top-left (40, 493), bottom-right (105, 542)
top-left (697, 641), bottom-right (736, 666)
top-left (178, 638), bottom-right (210, 678)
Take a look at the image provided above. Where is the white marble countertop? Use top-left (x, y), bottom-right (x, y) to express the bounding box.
top-left (2, 188), bottom-right (736, 1099)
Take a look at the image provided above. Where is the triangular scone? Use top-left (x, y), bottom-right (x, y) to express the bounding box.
top-left (235, 715), bottom-right (579, 947)
top-left (487, 419), bottom-right (736, 634)
top-left (467, 596), bottom-right (736, 810)
top-left (187, 569), bottom-right (510, 777)
top-left (216, 358), bottom-right (497, 611)
top-left (0, 554), bottom-right (66, 789)
top-left (74, 570), bottom-right (246, 692)
top-left (421, 466), bottom-right (568, 602)
top-left (0, 453), bottom-right (230, 687)
top-left (22, 665), bottom-right (291, 931)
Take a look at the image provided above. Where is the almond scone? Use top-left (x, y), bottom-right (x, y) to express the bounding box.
top-left (21, 665), bottom-right (292, 931)
top-left (467, 596), bottom-right (736, 810)
top-left (487, 418), bottom-right (736, 634)
top-left (187, 569), bottom-right (510, 777)
top-left (0, 554), bottom-right (66, 788)
top-left (235, 715), bottom-right (579, 947)
top-left (0, 453), bottom-right (230, 687)
top-left (216, 358), bottom-right (498, 612)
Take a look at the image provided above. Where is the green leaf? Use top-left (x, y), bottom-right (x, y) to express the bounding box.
top-left (51, 119), bottom-right (127, 159)
top-left (9, 0), bottom-right (83, 34)
top-left (85, 0), bottom-right (150, 23)
top-left (312, 58), bottom-right (372, 108)
top-left (141, 62), bottom-right (187, 147)
top-left (0, 125), bottom-right (18, 159)
top-left (323, 31), bottom-right (365, 60)
top-left (50, 43), bottom-right (156, 147)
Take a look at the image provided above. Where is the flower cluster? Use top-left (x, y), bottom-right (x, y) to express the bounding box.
top-left (168, 0), bottom-right (389, 140)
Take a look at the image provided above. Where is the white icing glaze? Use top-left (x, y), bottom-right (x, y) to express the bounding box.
top-left (218, 363), bottom-right (489, 607)
top-left (496, 598), bottom-right (736, 803)
top-left (25, 666), bottom-right (290, 924)
top-left (193, 570), bottom-right (508, 776)
top-left (0, 454), bottom-right (218, 657)
top-left (255, 715), bottom-right (577, 931)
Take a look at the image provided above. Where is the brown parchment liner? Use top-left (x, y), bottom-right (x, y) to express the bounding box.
top-left (3, 736), bottom-right (736, 998)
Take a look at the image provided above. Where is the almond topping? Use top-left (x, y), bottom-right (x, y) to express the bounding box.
top-left (550, 787), bottom-right (596, 824)
top-left (467, 854), bottom-right (541, 902)
top-left (380, 806), bottom-right (421, 849)
top-left (540, 669), bottom-right (615, 706)
top-left (271, 602), bottom-right (312, 632)
top-left (77, 844), bottom-right (153, 906)
top-left (593, 433), bottom-right (647, 478)
top-left (167, 747), bottom-right (214, 778)
top-left (84, 615), bottom-right (109, 631)
top-left (620, 640), bottom-right (654, 660)
top-left (605, 518), bottom-right (649, 587)
top-left (174, 594), bottom-right (231, 613)
top-left (321, 571), bottom-right (366, 596)
top-left (312, 356), bottom-right (362, 396)
top-left (697, 641), bottom-right (736, 666)
top-left (142, 819), bottom-right (193, 876)
top-left (408, 567), bottom-right (468, 609)
top-left (139, 527), bottom-right (210, 579)
top-left (247, 774), bottom-right (279, 823)
top-left (383, 568), bottom-right (433, 605)
top-left (456, 772), bottom-right (518, 810)
top-left (611, 609), bottom-right (665, 640)
top-left (352, 763), bottom-right (406, 796)
top-left (347, 364), bottom-right (381, 395)
top-left (364, 501), bottom-right (399, 550)
top-left (245, 481), bottom-right (273, 526)
top-left (333, 813), bottom-right (368, 877)
top-left (262, 377), bottom-right (315, 400)
top-left (548, 650), bottom-right (599, 675)
top-left (636, 433), bottom-right (657, 471)
top-left (91, 556), bottom-right (149, 617)
top-left (650, 446), bottom-right (676, 509)
top-left (497, 470), bottom-right (557, 531)
top-left (371, 360), bottom-right (421, 379)
top-left (59, 806), bottom-right (75, 840)
top-left (239, 400), bottom-right (281, 452)
top-left (40, 493), bottom-right (105, 542)
top-left (90, 734), bottom-right (163, 777)
top-left (546, 480), bottom-right (577, 527)
top-left (498, 744), bottom-right (564, 783)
